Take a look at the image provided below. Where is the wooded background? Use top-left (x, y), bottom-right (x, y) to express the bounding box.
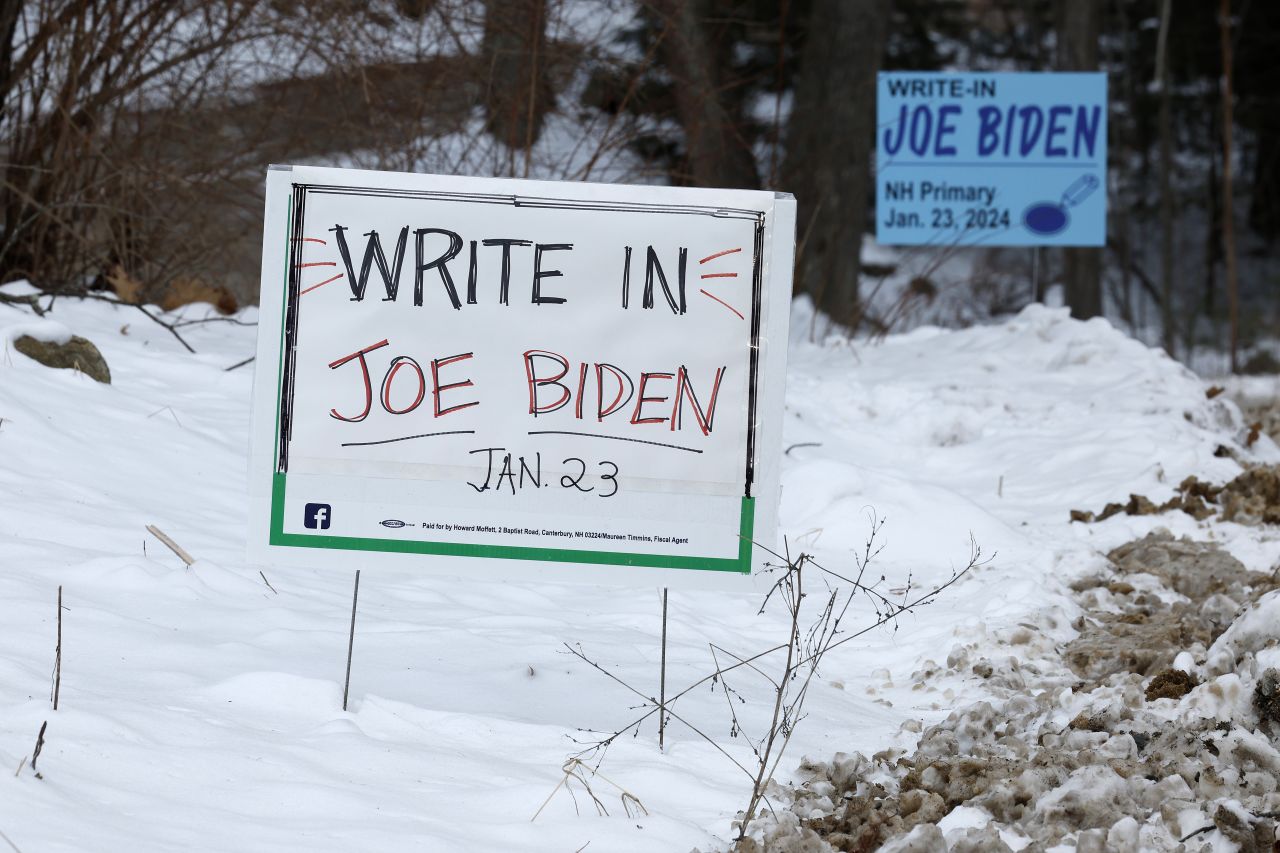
top-left (0, 0), bottom-right (1275, 370)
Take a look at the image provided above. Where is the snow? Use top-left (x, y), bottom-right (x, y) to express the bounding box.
top-left (0, 280), bottom-right (40, 298)
top-left (936, 804), bottom-right (989, 834)
top-left (1206, 589), bottom-right (1280, 675)
top-left (0, 294), bottom-right (1276, 851)
top-left (1034, 765), bottom-right (1129, 823)
top-left (2, 319), bottom-right (71, 348)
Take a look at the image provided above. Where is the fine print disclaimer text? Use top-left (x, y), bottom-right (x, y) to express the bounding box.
top-left (419, 520), bottom-right (691, 546)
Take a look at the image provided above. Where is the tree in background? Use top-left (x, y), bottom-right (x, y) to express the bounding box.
top-left (0, 1), bottom-right (268, 297)
top-left (481, 0), bottom-right (551, 160)
top-left (1054, 0), bottom-right (1102, 321)
top-left (0, 0), bottom-right (20, 120)
top-left (0, 0), bottom-right (586, 300)
top-left (783, 0), bottom-right (890, 327)
top-left (648, 0), bottom-right (759, 188)
top-left (0, 0), bottom-right (1274, 366)
top-left (1237, 1), bottom-right (1280, 239)
top-left (601, 0), bottom-right (892, 324)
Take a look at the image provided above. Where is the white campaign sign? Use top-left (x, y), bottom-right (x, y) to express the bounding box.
top-left (248, 165), bottom-right (794, 586)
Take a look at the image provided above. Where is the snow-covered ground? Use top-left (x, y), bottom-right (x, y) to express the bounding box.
top-left (1, 288), bottom-right (1276, 852)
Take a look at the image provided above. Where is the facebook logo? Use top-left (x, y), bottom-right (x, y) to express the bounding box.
top-left (304, 503), bottom-right (332, 530)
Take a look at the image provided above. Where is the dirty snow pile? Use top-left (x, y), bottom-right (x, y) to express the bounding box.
top-left (1, 286), bottom-right (1277, 852)
top-left (752, 530), bottom-right (1280, 852)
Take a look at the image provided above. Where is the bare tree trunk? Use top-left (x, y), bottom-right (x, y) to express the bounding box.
top-left (1237, 1), bottom-right (1280, 240)
top-left (1055, 0), bottom-right (1103, 321)
top-left (0, 0), bottom-right (21, 117)
top-left (782, 0), bottom-right (889, 328)
top-left (649, 0), bottom-right (758, 189)
top-left (0, 0), bottom-right (24, 281)
top-left (1156, 0), bottom-right (1176, 355)
top-left (1205, 106), bottom-right (1217, 318)
top-left (1116, 0), bottom-right (1135, 329)
top-left (1249, 122), bottom-right (1280, 239)
top-left (481, 0), bottom-right (550, 158)
top-left (1220, 0), bottom-right (1239, 373)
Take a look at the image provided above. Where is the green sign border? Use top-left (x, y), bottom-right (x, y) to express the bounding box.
top-left (267, 201), bottom-right (755, 574)
top-left (270, 473), bottom-right (754, 572)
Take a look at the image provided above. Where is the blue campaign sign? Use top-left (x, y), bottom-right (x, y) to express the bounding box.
top-left (876, 72), bottom-right (1107, 247)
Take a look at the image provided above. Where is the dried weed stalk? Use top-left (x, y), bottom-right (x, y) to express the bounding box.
top-left (564, 514), bottom-right (987, 841)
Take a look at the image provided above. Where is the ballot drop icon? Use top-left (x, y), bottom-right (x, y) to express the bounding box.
top-left (1022, 174), bottom-right (1099, 237)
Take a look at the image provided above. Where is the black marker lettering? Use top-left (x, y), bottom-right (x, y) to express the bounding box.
top-left (466, 447), bottom-right (504, 492)
top-left (643, 246), bottom-right (687, 314)
top-left (532, 243), bottom-right (571, 305)
top-left (331, 225), bottom-right (408, 301)
top-left (482, 238), bottom-right (533, 305)
top-left (414, 228), bottom-right (463, 309)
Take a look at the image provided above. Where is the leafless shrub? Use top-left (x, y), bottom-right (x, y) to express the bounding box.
top-left (0, 0), bottom-right (658, 303)
top-left (564, 516), bottom-right (987, 843)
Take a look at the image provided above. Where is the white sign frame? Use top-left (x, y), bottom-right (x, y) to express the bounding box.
top-left (247, 165), bottom-right (794, 588)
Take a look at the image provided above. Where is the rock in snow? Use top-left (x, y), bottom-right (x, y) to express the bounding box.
top-left (13, 332), bottom-right (111, 383)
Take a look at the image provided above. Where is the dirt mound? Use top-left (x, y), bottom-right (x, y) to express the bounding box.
top-left (776, 693), bottom-right (1280, 851)
top-left (1146, 669), bottom-right (1197, 701)
top-left (1255, 670), bottom-right (1280, 729)
top-left (1064, 531), bottom-right (1269, 686)
top-left (1105, 530), bottom-right (1258, 599)
top-left (1218, 467), bottom-right (1280, 525)
top-left (744, 531), bottom-right (1280, 851)
top-left (1070, 465), bottom-right (1280, 526)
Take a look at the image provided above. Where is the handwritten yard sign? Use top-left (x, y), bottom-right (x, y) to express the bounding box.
top-left (876, 72), bottom-right (1107, 247)
top-left (248, 165), bottom-right (794, 586)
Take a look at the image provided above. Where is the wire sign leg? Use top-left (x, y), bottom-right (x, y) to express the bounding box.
top-left (659, 587), bottom-right (668, 751)
top-left (343, 570), bottom-right (361, 712)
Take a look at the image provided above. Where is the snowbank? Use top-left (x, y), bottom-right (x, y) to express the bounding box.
top-left (0, 294), bottom-right (1272, 851)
